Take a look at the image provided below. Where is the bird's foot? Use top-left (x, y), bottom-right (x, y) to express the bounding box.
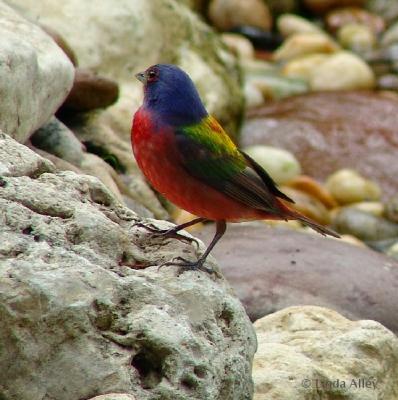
top-left (135, 222), bottom-right (199, 247)
top-left (158, 256), bottom-right (219, 277)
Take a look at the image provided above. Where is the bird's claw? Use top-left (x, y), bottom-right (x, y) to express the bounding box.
top-left (135, 222), bottom-right (200, 248)
top-left (157, 256), bottom-right (217, 276)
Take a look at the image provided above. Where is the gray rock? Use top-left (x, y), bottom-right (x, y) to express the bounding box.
top-left (31, 117), bottom-right (85, 166)
top-left (0, 133), bottom-right (256, 400)
top-left (0, 132), bottom-right (55, 177)
top-left (0, 1), bottom-right (74, 143)
top-left (333, 208), bottom-right (398, 242)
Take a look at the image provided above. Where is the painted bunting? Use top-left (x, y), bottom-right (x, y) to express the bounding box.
top-left (132, 64), bottom-right (339, 273)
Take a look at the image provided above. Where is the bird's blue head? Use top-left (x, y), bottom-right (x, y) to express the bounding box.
top-left (135, 64), bottom-right (208, 127)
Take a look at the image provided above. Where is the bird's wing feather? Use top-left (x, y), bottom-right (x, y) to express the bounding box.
top-left (175, 116), bottom-right (294, 214)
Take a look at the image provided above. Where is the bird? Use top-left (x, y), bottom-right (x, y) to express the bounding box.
top-left (131, 64), bottom-right (339, 273)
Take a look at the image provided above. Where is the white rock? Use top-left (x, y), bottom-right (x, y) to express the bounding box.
top-left (310, 51), bottom-right (375, 90)
top-left (0, 133), bottom-right (256, 400)
top-left (253, 306), bottom-right (398, 400)
top-left (0, 1), bottom-right (74, 143)
top-left (243, 145), bottom-right (301, 184)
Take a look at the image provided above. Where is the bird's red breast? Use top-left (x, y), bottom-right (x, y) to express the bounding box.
top-left (132, 108), bottom-right (274, 221)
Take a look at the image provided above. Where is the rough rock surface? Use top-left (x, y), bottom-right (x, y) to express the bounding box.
top-left (242, 91), bottom-right (398, 199)
top-left (195, 223), bottom-right (398, 333)
top-left (0, 132), bottom-right (256, 400)
top-left (0, 1), bottom-right (74, 143)
top-left (253, 306), bottom-right (398, 399)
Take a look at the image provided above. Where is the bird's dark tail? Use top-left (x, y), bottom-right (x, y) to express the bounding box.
top-left (280, 202), bottom-right (340, 238)
top-left (286, 209), bottom-right (340, 238)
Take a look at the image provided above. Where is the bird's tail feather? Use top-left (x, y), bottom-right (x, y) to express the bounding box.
top-left (288, 210), bottom-right (340, 238)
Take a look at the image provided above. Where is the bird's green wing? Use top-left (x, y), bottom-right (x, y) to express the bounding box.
top-left (175, 116), bottom-right (293, 213)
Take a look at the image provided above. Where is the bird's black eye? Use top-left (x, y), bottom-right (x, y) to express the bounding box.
top-left (147, 69), bottom-right (158, 82)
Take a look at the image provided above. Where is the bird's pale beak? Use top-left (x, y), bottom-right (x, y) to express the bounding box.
top-left (135, 71), bottom-right (147, 84)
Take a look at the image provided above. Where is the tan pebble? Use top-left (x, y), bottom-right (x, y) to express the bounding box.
top-left (326, 168), bottom-right (381, 205)
top-left (282, 53), bottom-right (329, 80)
top-left (287, 175), bottom-right (338, 209)
top-left (309, 51), bottom-right (375, 90)
top-left (273, 32), bottom-right (339, 61)
top-left (280, 186), bottom-right (331, 225)
top-left (277, 13), bottom-right (323, 37)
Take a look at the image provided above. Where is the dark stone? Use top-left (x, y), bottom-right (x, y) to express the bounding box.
top-left (242, 91), bottom-right (398, 200)
top-left (195, 223), bottom-right (398, 333)
top-left (229, 26), bottom-right (284, 50)
top-left (62, 68), bottom-right (119, 111)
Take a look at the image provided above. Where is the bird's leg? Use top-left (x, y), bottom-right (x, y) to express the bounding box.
top-left (159, 220), bottom-right (227, 275)
top-left (135, 217), bottom-right (206, 246)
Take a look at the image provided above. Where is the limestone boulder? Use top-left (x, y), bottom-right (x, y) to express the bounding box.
top-left (253, 306), bottom-right (398, 399)
top-left (0, 1), bottom-right (74, 143)
top-left (0, 132), bottom-right (256, 400)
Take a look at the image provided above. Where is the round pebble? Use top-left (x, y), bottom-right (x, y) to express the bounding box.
top-left (273, 32), bottom-right (339, 61)
top-left (287, 175), bottom-right (338, 209)
top-left (280, 186), bottom-right (331, 225)
top-left (326, 169), bottom-right (381, 205)
top-left (282, 53), bottom-right (329, 80)
top-left (243, 145), bottom-right (301, 184)
top-left (337, 23), bottom-right (376, 52)
top-left (309, 51), bottom-right (375, 90)
top-left (277, 14), bottom-right (323, 37)
top-left (333, 208), bottom-right (398, 241)
top-left (208, 0), bottom-right (272, 31)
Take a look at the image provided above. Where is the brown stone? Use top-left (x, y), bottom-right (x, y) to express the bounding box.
top-left (208, 0), bottom-right (272, 31)
top-left (242, 91), bottom-right (398, 200)
top-left (62, 68), bottom-right (119, 111)
top-left (195, 223), bottom-right (398, 333)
